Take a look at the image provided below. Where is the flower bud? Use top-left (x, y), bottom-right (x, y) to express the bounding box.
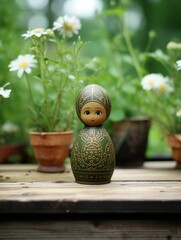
top-left (68, 75), bottom-right (75, 80)
top-left (167, 41), bottom-right (181, 51)
top-left (167, 41), bottom-right (181, 60)
top-left (148, 30), bottom-right (156, 40)
top-left (176, 109), bottom-right (181, 117)
top-left (46, 28), bottom-right (54, 37)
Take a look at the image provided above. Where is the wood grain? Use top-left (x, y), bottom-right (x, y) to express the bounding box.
top-left (0, 162), bottom-right (181, 214)
top-left (0, 161), bottom-right (179, 183)
top-left (0, 220), bottom-right (181, 239)
top-left (0, 162), bottom-right (181, 239)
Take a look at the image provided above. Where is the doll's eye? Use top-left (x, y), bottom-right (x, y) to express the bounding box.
top-left (84, 110), bottom-right (90, 115)
top-left (96, 110), bottom-right (102, 115)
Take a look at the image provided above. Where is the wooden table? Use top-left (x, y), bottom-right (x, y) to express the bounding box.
top-left (0, 161), bottom-right (181, 239)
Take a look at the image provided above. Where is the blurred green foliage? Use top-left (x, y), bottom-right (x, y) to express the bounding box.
top-left (0, 0), bottom-right (30, 144)
top-left (2, 0), bottom-right (181, 156)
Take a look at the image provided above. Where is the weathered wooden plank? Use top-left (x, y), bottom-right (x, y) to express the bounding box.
top-left (0, 181), bottom-right (181, 214)
top-left (0, 219), bottom-right (181, 239)
top-left (0, 162), bottom-right (181, 214)
top-left (0, 164), bottom-right (73, 183)
top-left (0, 181), bottom-right (181, 200)
top-left (0, 161), bottom-right (180, 183)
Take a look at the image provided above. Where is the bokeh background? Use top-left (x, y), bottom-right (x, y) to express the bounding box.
top-left (1, 0), bottom-right (181, 162)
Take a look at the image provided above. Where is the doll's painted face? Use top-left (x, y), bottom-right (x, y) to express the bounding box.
top-left (80, 102), bottom-right (107, 126)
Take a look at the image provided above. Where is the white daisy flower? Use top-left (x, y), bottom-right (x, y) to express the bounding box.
top-left (8, 54), bottom-right (37, 78)
top-left (0, 83), bottom-right (11, 99)
top-left (141, 73), bottom-right (173, 93)
top-left (53, 15), bottom-right (81, 38)
top-left (155, 76), bottom-right (173, 93)
top-left (141, 73), bottom-right (164, 90)
top-left (22, 28), bottom-right (47, 39)
top-left (176, 60), bottom-right (181, 71)
top-left (1, 121), bottom-right (19, 133)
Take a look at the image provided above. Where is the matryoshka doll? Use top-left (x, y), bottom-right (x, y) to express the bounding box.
top-left (71, 84), bottom-right (115, 184)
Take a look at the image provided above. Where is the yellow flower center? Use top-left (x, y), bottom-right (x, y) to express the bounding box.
top-left (64, 23), bottom-right (73, 31)
top-left (19, 61), bottom-right (28, 68)
top-left (32, 28), bottom-right (44, 33)
top-left (157, 84), bottom-right (166, 93)
top-left (148, 79), bottom-right (154, 86)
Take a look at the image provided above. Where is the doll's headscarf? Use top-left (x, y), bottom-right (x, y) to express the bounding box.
top-left (76, 84), bottom-right (111, 122)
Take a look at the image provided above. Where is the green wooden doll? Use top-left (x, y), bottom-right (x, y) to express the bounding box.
top-left (71, 84), bottom-right (115, 184)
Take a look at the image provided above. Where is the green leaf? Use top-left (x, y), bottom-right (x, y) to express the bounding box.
top-left (102, 8), bottom-right (125, 16)
top-left (147, 49), bottom-right (170, 64)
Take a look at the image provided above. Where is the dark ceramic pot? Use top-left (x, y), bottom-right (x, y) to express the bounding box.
top-left (111, 117), bottom-right (151, 167)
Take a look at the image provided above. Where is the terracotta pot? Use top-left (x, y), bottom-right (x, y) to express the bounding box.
top-left (166, 133), bottom-right (181, 163)
top-left (29, 131), bottom-right (73, 173)
top-left (111, 117), bottom-right (151, 167)
top-left (0, 144), bottom-right (25, 163)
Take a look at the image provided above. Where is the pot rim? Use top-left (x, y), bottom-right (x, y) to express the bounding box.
top-left (167, 132), bottom-right (181, 141)
top-left (113, 116), bottom-right (151, 123)
top-left (29, 131), bottom-right (73, 136)
top-left (0, 144), bottom-right (26, 148)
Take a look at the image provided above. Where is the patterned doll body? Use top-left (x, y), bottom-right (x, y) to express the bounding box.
top-left (71, 126), bottom-right (115, 184)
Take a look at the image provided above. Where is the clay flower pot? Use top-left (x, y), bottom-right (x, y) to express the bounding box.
top-left (166, 133), bottom-right (181, 164)
top-left (0, 144), bottom-right (25, 163)
top-left (29, 131), bottom-right (73, 173)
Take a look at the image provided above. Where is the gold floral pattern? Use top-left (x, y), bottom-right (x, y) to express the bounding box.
top-left (71, 126), bottom-right (115, 184)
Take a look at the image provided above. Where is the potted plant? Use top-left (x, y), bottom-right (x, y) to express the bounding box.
top-left (93, 7), bottom-right (152, 167)
top-left (8, 15), bottom-right (86, 172)
top-left (140, 41), bottom-right (181, 166)
top-left (0, 84), bottom-right (25, 163)
top-left (0, 121), bottom-right (26, 163)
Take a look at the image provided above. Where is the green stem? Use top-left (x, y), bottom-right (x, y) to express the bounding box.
top-left (70, 39), bottom-right (83, 130)
top-left (147, 91), bottom-right (174, 130)
top-left (26, 73), bottom-right (36, 108)
top-left (52, 92), bottom-right (61, 128)
top-left (52, 37), bottom-right (69, 130)
top-left (123, 20), bottom-right (143, 79)
top-left (39, 41), bottom-right (48, 104)
top-left (144, 31), bottom-right (156, 52)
